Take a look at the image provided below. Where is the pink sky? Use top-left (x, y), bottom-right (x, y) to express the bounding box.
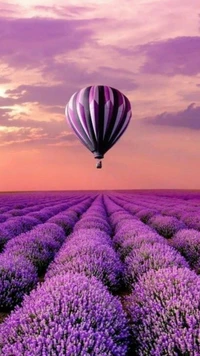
top-left (0, 0), bottom-right (200, 191)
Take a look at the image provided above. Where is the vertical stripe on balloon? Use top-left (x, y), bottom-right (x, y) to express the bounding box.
top-left (67, 107), bottom-right (90, 148)
top-left (103, 86), bottom-right (114, 139)
top-left (89, 86), bottom-right (98, 140)
top-left (109, 92), bottom-right (126, 141)
top-left (110, 110), bottom-right (132, 147)
top-left (76, 89), bottom-right (92, 142)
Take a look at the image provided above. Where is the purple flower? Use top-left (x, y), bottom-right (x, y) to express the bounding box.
top-left (74, 217), bottom-right (111, 234)
top-left (125, 267), bottom-right (200, 355)
top-left (46, 229), bottom-right (123, 291)
top-left (0, 273), bottom-right (129, 355)
top-left (125, 242), bottom-right (188, 286)
top-left (7, 209), bottom-right (24, 217)
top-left (171, 228), bottom-right (200, 273)
top-left (48, 214), bottom-right (77, 234)
top-left (0, 215), bottom-right (8, 223)
top-left (0, 254), bottom-right (38, 309)
top-left (5, 223), bottom-right (65, 273)
top-left (135, 208), bottom-right (158, 223)
top-left (181, 213), bottom-right (200, 231)
top-left (160, 207), bottom-right (184, 219)
top-left (0, 216), bottom-right (40, 249)
top-left (115, 231), bottom-right (166, 260)
top-left (0, 227), bottom-right (10, 251)
top-left (27, 211), bottom-right (51, 222)
top-left (149, 214), bottom-right (185, 238)
top-left (123, 203), bottom-right (142, 214)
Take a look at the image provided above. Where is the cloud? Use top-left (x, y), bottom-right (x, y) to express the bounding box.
top-left (0, 108), bottom-right (13, 124)
top-left (42, 60), bottom-right (138, 91)
top-left (33, 5), bottom-right (95, 17)
top-left (0, 118), bottom-right (77, 147)
top-left (2, 61), bottom-right (137, 109)
top-left (0, 16), bottom-right (102, 69)
top-left (0, 95), bottom-right (16, 106)
top-left (143, 103), bottom-right (200, 130)
top-left (140, 36), bottom-right (200, 76)
top-left (5, 83), bottom-right (73, 106)
top-left (0, 106), bottom-right (78, 147)
top-left (0, 126), bottom-right (47, 146)
top-left (0, 1), bottom-right (21, 17)
top-left (0, 75), bottom-right (11, 84)
top-left (116, 36), bottom-right (200, 76)
top-left (0, 61), bottom-right (137, 112)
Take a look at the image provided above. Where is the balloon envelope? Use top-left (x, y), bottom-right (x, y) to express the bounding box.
top-left (65, 85), bottom-right (132, 159)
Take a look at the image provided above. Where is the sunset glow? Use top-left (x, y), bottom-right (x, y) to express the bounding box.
top-left (0, 0), bottom-right (200, 191)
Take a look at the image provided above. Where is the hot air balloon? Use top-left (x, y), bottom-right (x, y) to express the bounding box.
top-left (65, 85), bottom-right (132, 168)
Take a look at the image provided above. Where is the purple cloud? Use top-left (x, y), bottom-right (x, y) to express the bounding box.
top-left (3, 62), bottom-right (137, 109)
top-left (144, 103), bottom-right (200, 130)
top-left (116, 36), bottom-right (200, 76)
top-left (0, 110), bottom-right (78, 147)
top-left (0, 16), bottom-right (102, 69)
top-left (0, 95), bottom-right (17, 106)
top-left (5, 83), bottom-right (75, 106)
top-left (140, 36), bottom-right (200, 76)
top-left (42, 61), bottom-right (138, 92)
top-left (0, 108), bottom-right (13, 124)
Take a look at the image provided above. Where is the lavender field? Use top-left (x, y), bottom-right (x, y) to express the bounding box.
top-left (0, 190), bottom-right (200, 355)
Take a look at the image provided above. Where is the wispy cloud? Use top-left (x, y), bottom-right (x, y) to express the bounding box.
top-left (33, 4), bottom-right (95, 17)
top-left (143, 103), bottom-right (200, 130)
top-left (138, 36), bottom-right (200, 76)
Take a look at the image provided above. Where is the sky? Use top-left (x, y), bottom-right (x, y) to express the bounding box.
top-left (0, 0), bottom-right (200, 191)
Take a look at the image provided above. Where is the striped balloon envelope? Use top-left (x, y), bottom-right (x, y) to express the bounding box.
top-left (65, 85), bottom-right (132, 168)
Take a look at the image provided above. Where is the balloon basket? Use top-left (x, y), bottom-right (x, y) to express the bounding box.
top-left (96, 160), bottom-right (102, 169)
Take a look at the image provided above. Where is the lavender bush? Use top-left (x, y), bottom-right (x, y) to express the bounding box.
top-left (0, 227), bottom-right (10, 251)
top-left (135, 208), bottom-right (158, 223)
top-left (125, 242), bottom-right (188, 286)
top-left (0, 273), bottom-right (130, 355)
top-left (46, 229), bottom-right (123, 291)
top-left (126, 266), bottom-right (200, 355)
top-left (181, 213), bottom-right (200, 231)
top-left (115, 232), bottom-right (166, 260)
top-left (171, 228), bottom-right (200, 274)
top-left (149, 214), bottom-right (185, 238)
top-left (27, 211), bottom-right (52, 222)
top-left (48, 214), bottom-right (76, 234)
top-left (0, 216), bottom-right (40, 249)
top-left (0, 254), bottom-right (38, 309)
top-left (0, 215), bottom-right (8, 223)
top-left (74, 217), bottom-right (111, 234)
top-left (5, 223), bottom-right (66, 273)
top-left (113, 221), bottom-right (153, 250)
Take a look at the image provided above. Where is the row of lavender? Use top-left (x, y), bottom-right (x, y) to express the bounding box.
top-left (0, 195), bottom-right (130, 355)
top-left (112, 192), bottom-right (200, 230)
top-left (0, 195), bottom-right (96, 310)
top-left (109, 194), bottom-right (200, 274)
top-left (0, 192), bottom-right (88, 221)
top-left (103, 196), bottom-right (200, 355)
top-left (0, 194), bottom-right (91, 250)
top-left (0, 192), bottom-right (79, 214)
